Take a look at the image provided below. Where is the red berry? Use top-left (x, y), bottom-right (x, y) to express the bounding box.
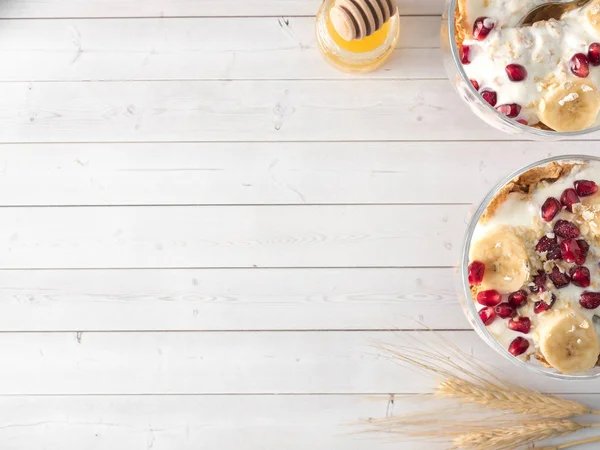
top-left (481, 90), bottom-right (497, 106)
top-left (461, 45), bottom-right (472, 64)
top-left (589, 43), bottom-right (600, 67)
top-left (505, 64), bottom-right (527, 81)
top-left (574, 180), bottom-right (599, 197)
top-left (561, 238), bottom-right (582, 263)
top-left (576, 239), bottom-right (590, 265)
top-left (530, 271), bottom-right (547, 293)
top-left (477, 289), bottom-right (502, 307)
top-left (541, 197), bottom-right (561, 222)
top-left (549, 265), bottom-right (570, 289)
top-left (495, 302), bottom-right (516, 319)
top-left (473, 17), bottom-right (495, 41)
top-left (479, 306), bottom-right (497, 326)
top-left (580, 292), bottom-right (600, 310)
top-left (508, 290), bottom-right (528, 308)
top-left (470, 79), bottom-right (480, 90)
top-left (517, 119), bottom-right (528, 125)
top-left (496, 103), bottom-right (521, 118)
top-left (534, 294), bottom-right (556, 314)
top-left (554, 220), bottom-right (580, 239)
top-left (508, 316), bottom-right (531, 334)
top-left (570, 53), bottom-right (590, 78)
top-left (560, 188), bottom-right (580, 213)
top-left (570, 265), bottom-right (591, 288)
top-left (509, 337), bottom-right (530, 356)
top-left (468, 261), bottom-right (486, 285)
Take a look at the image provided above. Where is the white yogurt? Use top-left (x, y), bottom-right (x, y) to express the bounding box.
top-left (460, 1), bottom-right (600, 125)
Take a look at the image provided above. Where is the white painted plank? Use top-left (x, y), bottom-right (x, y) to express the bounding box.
top-left (0, 0), bottom-right (445, 18)
top-left (0, 394), bottom-right (598, 450)
top-left (0, 205), bottom-right (462, 268)
top-left (0, 80), bottom-right (558, 142)
top-left (0, 331), bottom-right (596, 394)
top-left (0, 17), bottom-right (442, 81)
top-left (0, 268), bottom-right (466, 331)
top-left (0, 142), bottom-right (592, 206)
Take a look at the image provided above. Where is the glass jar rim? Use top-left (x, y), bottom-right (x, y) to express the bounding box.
top-left (460, 154), bottom-right (600, 379)
top-left (445, 0), bottom-right (600, 138)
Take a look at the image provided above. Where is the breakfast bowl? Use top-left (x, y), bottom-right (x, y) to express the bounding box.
top-left (441, 0), bottom-right (600, 140)
top-left (459, 155), bottom-right (600, 379)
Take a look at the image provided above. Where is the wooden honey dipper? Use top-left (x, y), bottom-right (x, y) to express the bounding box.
top-left (329, 0), bottom-right (397, 41)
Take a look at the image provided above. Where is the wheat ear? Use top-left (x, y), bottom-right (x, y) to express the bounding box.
top-left (535, 435), bottom-right (600, 449)
top-left (437, 378), bottom-right (593, 419)
top-left (452, 420), bottom-right (598, 450)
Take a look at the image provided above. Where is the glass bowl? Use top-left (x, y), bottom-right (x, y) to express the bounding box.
top-left (441, 0), bottom-right (600, 140)
top-left (458, 154), bottom-right (600, 379)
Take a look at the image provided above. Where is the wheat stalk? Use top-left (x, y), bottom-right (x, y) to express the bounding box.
top-left (452, 420), bottom-right (597, 450)
top-left (374, 335), bottom-right (599, 419)
top-left (535, 435), bottom-right (600, 449)
top-left (437, 378), bottom-right (593, 419)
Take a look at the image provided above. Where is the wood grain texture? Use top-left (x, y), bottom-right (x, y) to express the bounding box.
top-left (0, 205), bottom-right (464, 269)
top-left (0, 17), bottom-right (441, 81)
top-left (0, 79), bottom-right (565, 142)
top-left (0, 142), bottom-right (591, 206)
top-left (0, 0), bottom-right (446, 18)
top-left (0, 268), bottom-right (465, 331)
top-left (1, 394), bottom-right (598, 450)
top-left (0, 330), bottom-right (595, 395)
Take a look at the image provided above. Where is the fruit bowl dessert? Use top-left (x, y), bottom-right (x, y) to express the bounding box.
top-left (442, 0), bottom-right (600, 138)
top-left (460, 156), bottom-right (600, 377)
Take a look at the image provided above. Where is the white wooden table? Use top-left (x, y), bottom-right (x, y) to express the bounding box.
top-left (1, 1), bottom-right (600, 448)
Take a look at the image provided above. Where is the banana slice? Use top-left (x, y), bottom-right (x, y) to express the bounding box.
top-left (470, 226), bottom-right (529, 294)
top-left (538, 80), bottom-right (600, 132)
top-left (587, 0), bottom-right (600, 33)
top-left (538, 310), bottom-right (600, 374)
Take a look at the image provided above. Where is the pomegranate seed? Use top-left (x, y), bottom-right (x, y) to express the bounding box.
top-left (561, 238), bottom-right (582, 263)
top-left (473, 17), bottom-right (495, 41)
top-left (461, 45), bottom-right (472, 64)
top-left (560, 189), bottom-right (580, 212)
top-left (534, 294), bottom-right (556, 314)
top-left (570, 265), bottom-right (591, 288)
top-left (541, 197), bottom-right (561, 222)
top-left (574, 180), bottom-right (599, 197)
top-left (570, 53), bottom-right (590, 78)
top-left (554, 220), bottom-right (580, 239)
top-left (481, 90), bottom-right (497, 106)
top-left (496, 103), bottom-right (521, 118)
top-left (470, 79), bottom-right (480, 90)
top-left (581, 292), bottom-right (600, 310)
top-left (479, 306), bottom-right (497, 326)
top-left (576, 239), bottom-right (590, 265)
top-left (508, 317), bottom-right (531, 334)
top-left (477, 289), bottom-right (502, 307)
top-left (589, 43), bottom-right (600, 66)
top-left (495, 302), bottom-right (516, 319)
top-left (508, 290), bottom-right (528, 308)
top-left (505, 64), bottom-right (527, 82)
top-left (530, 271), bottom-right (548, 293)
top-left (517, 119), bottom-right (528, 125)
top-left (549, 265), bottom-right (570, 289)
top-left (509, 337), bottom-right (530, 356)
top-left (468, 261), bottom-right (486, 285)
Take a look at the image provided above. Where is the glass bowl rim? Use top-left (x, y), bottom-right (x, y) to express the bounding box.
top-left (460, 154), bottom-right (600, 380)
top-left (444, 0), bottom-right (600, 138)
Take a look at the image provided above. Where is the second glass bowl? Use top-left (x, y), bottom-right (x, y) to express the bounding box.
top-left (459, 154), bottom-right (600, 379)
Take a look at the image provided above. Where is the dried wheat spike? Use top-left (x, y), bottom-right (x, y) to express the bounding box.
top-left (452, 420), bottom-right (593, 450)
top-left (329, 0), bottom-right (397, 41)
top-left (437, 378), bottom-right (593, 419)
